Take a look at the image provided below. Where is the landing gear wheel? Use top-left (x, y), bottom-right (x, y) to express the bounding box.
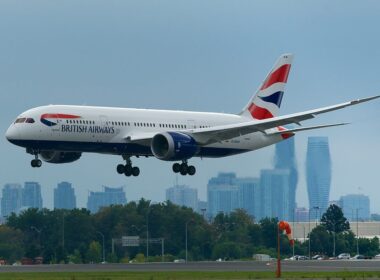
top-left (180, 163), bottom-right (188, 175)
top-left (132, 166), bottom-right (140, 177)
top-left (31, 159), bottom-right (42, 168)
top-left (124, 165), bottom-right (132, 177)
top-left (172, 163), bottom-right (181, 173)
top-left (187, 165), bottom-right (196, 176)
top-left (117, 164), bottom-right (125, 174)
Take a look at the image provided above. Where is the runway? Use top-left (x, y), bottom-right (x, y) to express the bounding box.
top-left (1, 260), bottom-right (380, 273)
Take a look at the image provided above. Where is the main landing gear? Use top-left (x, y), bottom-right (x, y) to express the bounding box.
top-left (30, 152), bottom-right (42, 168)
top-left (116, 156), bottom-right (140, 177)
top-left (172, 160), bottom-right (196, 176)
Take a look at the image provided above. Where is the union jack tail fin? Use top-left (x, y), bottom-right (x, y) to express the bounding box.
top-left (240, 54), bottom-right (293, 119)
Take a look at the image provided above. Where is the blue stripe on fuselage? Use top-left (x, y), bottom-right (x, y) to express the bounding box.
top-left (8, 139), bottom-right (249, 158)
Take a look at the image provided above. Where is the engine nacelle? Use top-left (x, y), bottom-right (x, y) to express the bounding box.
top-left (40, 151), bottom-right (82, 164)
top-left (151, 132), bottom-right (199, 161)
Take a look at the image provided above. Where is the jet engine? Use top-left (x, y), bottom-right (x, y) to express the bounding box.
top-left (151, 132), bottom-right (198, 161)
top-left (40, 151), bottom-right (82, 164)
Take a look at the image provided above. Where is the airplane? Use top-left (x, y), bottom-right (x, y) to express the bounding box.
top-left (5, 54), bottom-right (379, 177)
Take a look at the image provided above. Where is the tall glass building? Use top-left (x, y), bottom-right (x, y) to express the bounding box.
top-left (236, 177), bottom-right (260, 220)
top-left (22, 182), bottom-right (43, 210)
top-left (259, 169), bottom-right (291, 221)
top-left (306, 137), bottom-right (331, 215)
top-left (87, 186), bottom-right (127, 213)
top-left (207, 173), bottom-right (239, 217)
top-left (166, 184), bottom-right (198, 211)
top-left (339, 194), bottom-right (370, 221)
top-left (274, 137), bottom-right (298, 221)
top-left (54, 181), bottom-right (76, 210)
top-left (1, 183), bottom-right (22, 217)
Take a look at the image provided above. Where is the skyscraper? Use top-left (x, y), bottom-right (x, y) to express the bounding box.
top-left (1, 183), bottom-right (22, 217)
top-left (87, 186), bottom-right (127, 213)
top-left (22, 182), bottom-right (43, 210)
top-left (236, 177), bottom-right (260, 220)
top-left (54, 181), bottom-right (76, 209)
top-left (259, 169), bottom-right (291, 221)
top-left (306, 137), bottom-right (331, 214)
top-left (166, 185), bottom-right (198, 210)
top-left (207, 173), bottom-right (239, 217)
top-left (339, 194), bottom-right (370, 221)
top-left (274, 137), bottom-right (298, 220)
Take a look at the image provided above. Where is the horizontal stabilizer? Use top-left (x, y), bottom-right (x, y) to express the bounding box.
top-left (269, 123), bottom-right (349, 135)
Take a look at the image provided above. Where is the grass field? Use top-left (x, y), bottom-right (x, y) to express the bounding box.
top-left (1, 271), bottom-right (380, 280)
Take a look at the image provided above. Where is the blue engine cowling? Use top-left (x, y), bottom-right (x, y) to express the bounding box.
top-left (151, 132), bottom-right (199, 161)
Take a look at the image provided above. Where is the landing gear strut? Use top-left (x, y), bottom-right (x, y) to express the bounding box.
top-left (116, 156), bottom-right (140, 177)
top-left (30, 152), bottom-right (42, 168)
top-left (172, 160), bottom-right (196, 176)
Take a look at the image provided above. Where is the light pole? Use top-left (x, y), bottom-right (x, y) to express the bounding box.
top-left (146, 205), bottom-right (150, 262)
top-left (308, 206), bottom-right (319, 259)
top-left (314, 206), bottom-right (320, 226)
top-left (97, 231), bottom-right (105, 263)
top-left (62, 212), bottom-right (65, 251)
top-left (292, 208), bottom-right (296, 259)
top-left (332, 222), bottom-right (336, 258)
top-left (356, 208), bottom-right (361, 255)
top-left (308, 208), bottom-right (311, 259)
top-left (185, 219), bottom-right (194, 263)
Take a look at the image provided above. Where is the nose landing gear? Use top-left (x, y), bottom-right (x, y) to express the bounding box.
top-left (117, 156), bottom-right (140, 177)
top-left (172, 160), bottom-right (196, 176)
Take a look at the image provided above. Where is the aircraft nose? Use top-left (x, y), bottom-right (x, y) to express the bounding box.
top-left (5, 124), bottom-right (19, 142)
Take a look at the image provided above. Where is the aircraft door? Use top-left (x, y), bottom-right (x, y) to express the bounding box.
top-left (187, 119), bottom-right (197, 129)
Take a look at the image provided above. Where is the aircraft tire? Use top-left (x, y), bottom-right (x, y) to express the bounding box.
top-left (172, 163), bottom-right (181, 173)
top-left (117, 164), bottom-right (125, 174)
top-left (132, 166), bottom-right (140, 177)
top-left (124, 165), bottom-right (132, 177)
top-left (188, 165), bottom-right (196, 176)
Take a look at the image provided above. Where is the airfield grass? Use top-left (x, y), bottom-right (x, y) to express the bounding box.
top-left (1, 271), bottom-right (380, 280)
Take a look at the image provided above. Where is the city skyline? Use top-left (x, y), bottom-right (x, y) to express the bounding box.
top-left (0, 176), bottom-right (377, 219)
top-left (1, 1), bottom-right (379, 213)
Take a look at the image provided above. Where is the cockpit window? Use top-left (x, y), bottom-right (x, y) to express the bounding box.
top-left (14, 118), bottom-right (26, 123)
top-left (14, 117), bottom-right (35, 124)
top-left (25, 118), bottom-right (35, 123)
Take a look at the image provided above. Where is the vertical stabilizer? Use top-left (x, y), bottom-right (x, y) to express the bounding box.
top-left (240, 54), bottom-right (293, 119)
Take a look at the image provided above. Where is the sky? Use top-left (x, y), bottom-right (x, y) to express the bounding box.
top-left (0, 1), bottom-right (379, 212)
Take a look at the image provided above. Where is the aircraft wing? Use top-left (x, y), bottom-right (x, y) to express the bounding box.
top-left (123, 95), bottom-right (379, 146)
top-left (186, 95), bottom-right (380, 145)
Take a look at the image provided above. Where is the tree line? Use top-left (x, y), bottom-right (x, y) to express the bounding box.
top-left (0, 200), bottom-right (378, 264)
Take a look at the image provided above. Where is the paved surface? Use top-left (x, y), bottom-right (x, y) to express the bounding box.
top-left (0, 260), bottom-right (380, 273)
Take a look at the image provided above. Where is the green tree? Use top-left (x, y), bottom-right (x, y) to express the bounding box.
top-left (0, 225), bottom-right (25, 263)
top-left (212, 241), bottom-right (242, 260)
top-left (86, 241), bottom-right (101, 263)
top-left (321, 204), bottom-right (350, 234)
top-left (259, 217), bottom-right (278, 248)
top-left (309, 225), bottom-right (330, 255)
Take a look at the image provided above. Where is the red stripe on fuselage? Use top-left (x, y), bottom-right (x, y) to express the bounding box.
top-left (248, 104), bottom-right (274, 120)
top-left (260, 64), bottom-right (291, 90)
top-left (40, 113), bottom-right (81, 119)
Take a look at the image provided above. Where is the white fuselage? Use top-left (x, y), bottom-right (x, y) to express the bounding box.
top-left (6, 105), bottom-right (284, 158)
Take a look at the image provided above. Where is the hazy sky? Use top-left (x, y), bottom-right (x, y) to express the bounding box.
top-left (1, 1), bottom-right (379, 212)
